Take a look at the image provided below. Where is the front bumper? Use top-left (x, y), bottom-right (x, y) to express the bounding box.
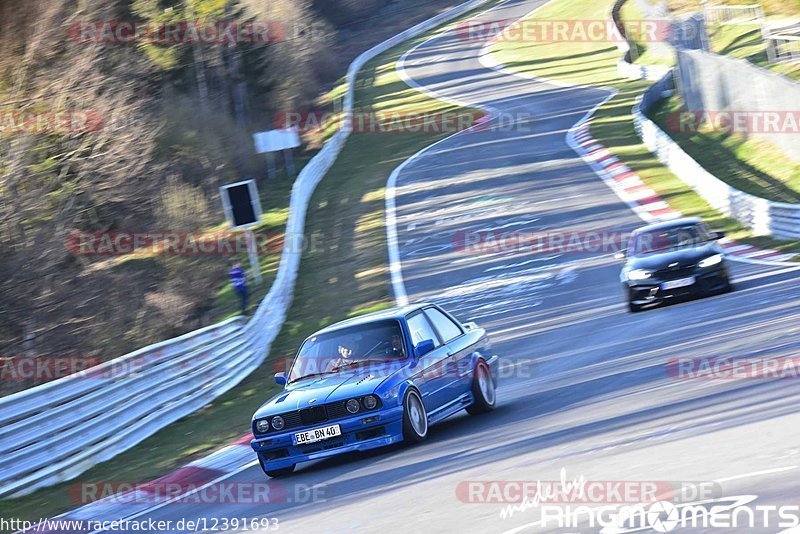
top-left (626, 264), bottom-right (729, 306)
top-left (251, 405), bottom-right (405, 472)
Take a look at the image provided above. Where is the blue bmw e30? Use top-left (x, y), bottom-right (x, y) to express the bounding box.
top-left (250, 303), bottom-right (498, 477)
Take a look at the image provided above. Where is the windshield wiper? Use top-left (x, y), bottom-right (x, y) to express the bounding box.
top-left (331, 359), bottom-right (391, 372)
top-left (288, 371), bottom-right (336, 384)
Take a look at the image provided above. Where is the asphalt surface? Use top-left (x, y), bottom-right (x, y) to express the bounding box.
top-left (88, 0), bottom-right (800, 532)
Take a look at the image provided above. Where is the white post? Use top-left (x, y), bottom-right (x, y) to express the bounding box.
top-left (245, 229), bottom-right (263, 284)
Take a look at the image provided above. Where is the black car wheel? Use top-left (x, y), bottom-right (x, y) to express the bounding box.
top-left (466, 360), bottom-right (496, 415)
top-left (627, 289), bottom-right (643, 313)
top-left (402, 388), bottom-right (428, 443)
top-left (721, 276), bottom-right (734, 294)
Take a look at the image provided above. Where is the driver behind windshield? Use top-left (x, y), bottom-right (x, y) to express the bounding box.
top-left (290, 320), bottom-right (407, 382)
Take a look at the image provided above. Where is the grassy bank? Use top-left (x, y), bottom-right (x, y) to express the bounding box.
top-left (491, 0), bottom-right (800, 254)
top-left (708, 22), bottom-right (800, 81)
top-left (0, 2), bottom-right (495, 525)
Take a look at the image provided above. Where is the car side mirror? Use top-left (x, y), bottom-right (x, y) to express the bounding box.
top-left (711, 231), bottom-right (725, 240)
top-left (414, 339), bottom-right (435, 359)
top-left (274, 372), bottom-right (288, 386)
top-left (614, 250), bottom-right (627, 260)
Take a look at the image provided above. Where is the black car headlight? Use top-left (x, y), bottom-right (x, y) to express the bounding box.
top-left (628, 269), bottom-right (652, 281)
top-left (271, 415), bottom-right (285, 431)
top-left (698, 254), bottom-right (723, 268)
top-left (255, 419), bottom-right (270, 433)
top-left (346, 398), bottom-right (361, 414)
top-left (362, 395), bottom-right (379, 410)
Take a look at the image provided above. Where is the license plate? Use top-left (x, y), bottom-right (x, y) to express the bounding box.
top-left (661, 276), bottom-right (695, 290)
top-left (293, 424), bottom-right (341, 445)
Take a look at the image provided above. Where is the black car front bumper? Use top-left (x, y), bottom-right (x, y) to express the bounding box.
top-left (626, 264), bottom-right (730, 306)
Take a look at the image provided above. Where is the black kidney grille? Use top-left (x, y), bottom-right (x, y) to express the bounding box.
top-left (655, 265), bottom-right (696, 280)
top-left (326, 401), bottom-right (350, 421)
top-left (281, 412), bottom-right (303, 429)
top-left (299, 405), bottom-right (328, 425)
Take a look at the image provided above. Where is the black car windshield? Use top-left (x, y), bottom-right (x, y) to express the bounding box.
top-left (289, 320), bottom-right (407, 383)
top-left (631, 224), bottom-right (711, 255)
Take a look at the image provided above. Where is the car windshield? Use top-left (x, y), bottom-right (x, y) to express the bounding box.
top-left (631, 224), bottom-right (711, 255)
top-left (288, 320), bottom-right (407, 383)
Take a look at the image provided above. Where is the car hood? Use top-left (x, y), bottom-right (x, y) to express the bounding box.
top-left (627, 242), bottom-right (721, 271)
top-left (253, 362), bottom-right (405, 420)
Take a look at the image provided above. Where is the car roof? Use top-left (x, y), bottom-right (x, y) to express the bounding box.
top-left (312, 303), bottom-right (433, 335)
top-left (632, 217), bottom-right (703, 234)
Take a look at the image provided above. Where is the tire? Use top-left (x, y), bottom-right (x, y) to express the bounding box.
top-left (627, 288), bottom-right (643, 313)
top-left (402, 388), bottom-right (428, 443)
top-left (264, 464), bottom-right (295, 478)
top-left (721, 276), bottom-right (734, 294)
top-left (628, 299), bottom-right (643, 313)
top-left (466, 360), bottom-right (496, 415)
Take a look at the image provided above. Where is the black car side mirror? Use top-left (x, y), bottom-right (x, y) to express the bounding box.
top-left (711, 231), bottom-right (725, 240)
top-left (275, 372), bottom-right (288, 386)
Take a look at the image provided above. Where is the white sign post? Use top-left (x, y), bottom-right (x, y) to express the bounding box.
top-left (219, 179), bottom-right (264, 285)
top-left (253, 127), bottom-right (302, 178)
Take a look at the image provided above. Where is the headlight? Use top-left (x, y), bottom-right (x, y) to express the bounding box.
top-left (628, 269), bottom-right (652, 281)
top-left (255, 419), bottom-right (270, 433)
top-left (698, 254), bottom-right (723, 268)
top-left (271, 415), bottom-right (285, 431)
top-left (346, 398), bottom-right (361, 414)
top-left (362, 395), bottom-right (378, 410)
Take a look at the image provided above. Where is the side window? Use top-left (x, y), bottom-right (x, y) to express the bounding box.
top-left (407, 313), bottom-right (441, 348)
top-left (424, 308), bottom-right (463, 343)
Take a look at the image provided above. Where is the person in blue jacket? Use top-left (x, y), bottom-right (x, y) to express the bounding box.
top-left (229, 261), bottom-right (248, 315)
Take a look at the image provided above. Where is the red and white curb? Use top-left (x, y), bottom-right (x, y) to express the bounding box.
top-left (39, 434), bottom-right (254, 531)
top-left (568, 122), bottom-right (798, 264)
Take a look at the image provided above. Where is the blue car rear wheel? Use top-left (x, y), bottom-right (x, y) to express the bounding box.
top-left (467, 361), bottom-right (496, 414)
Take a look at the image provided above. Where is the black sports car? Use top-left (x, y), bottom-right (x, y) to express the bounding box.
top-left (618, 218), bottom-right (732, 312)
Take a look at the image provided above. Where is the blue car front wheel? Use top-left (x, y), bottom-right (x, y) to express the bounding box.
top-left (402, 389), bottom-right (428, 443)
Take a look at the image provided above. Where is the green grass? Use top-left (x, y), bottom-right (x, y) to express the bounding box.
top-left (709, 23), bottom-right (800, 81)
top-left (649, 93), bottom-right (800, 203)
top-left (491, 0), bottom-right (799, 254)
top-left (0, 2), bottom-right (496, 526)
top-left (621, 0), bottom-right (676, 66)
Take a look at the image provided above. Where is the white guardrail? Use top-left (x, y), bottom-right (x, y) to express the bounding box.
top-left (0, 0), bottom-right (495, 499)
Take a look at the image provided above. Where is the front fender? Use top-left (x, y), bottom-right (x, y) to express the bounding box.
top-left (374, 376), bottom-right (418, 408)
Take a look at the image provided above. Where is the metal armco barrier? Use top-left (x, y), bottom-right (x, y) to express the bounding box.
top-left (0, 0), bottom-right (495, 499)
